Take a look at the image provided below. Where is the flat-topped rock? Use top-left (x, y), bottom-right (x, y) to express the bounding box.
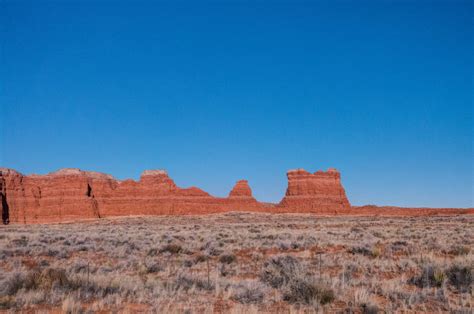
top-left (280, 168), bottom-right (350, 213)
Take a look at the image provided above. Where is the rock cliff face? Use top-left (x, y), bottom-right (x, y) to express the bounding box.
top-left (279, 168), bottom-right (350, 213)
top-left (0, 167), bottom-right (471, 224)
top-left (0, 168), bottom-right (106, 224)
top-left (229, 180), bottom-right (254, 198)
top-left (0, 168), bottom-right (267, 223)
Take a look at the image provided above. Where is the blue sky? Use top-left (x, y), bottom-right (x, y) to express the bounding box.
top-left (1, 1), bottom-right (472, 207)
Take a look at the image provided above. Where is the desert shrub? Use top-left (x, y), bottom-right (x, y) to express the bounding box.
top-left (71, 262), bottom-right (95, 274)
top-left (47, 249), bottom-right (59, 257)
top-left (349, 246), bottom-right (381, 258)
top-left (283, 278), bottom-right (334, 305)
top-left (2, 273), bottom-right (25, 296)
top-left (348, 246), bottom-right (371, 256)
top-left (207, 247), bottom-right (223, 256)
top-left (171, 275), bottom-right (214, 292)
top-left (448, 246), bottom-right (470, 256)
top-left (147, 248), bottom-right (158, 256)
top-left (260, 255), bottom-right (334, 305)
top-left (219, 254), bottom-right (237, 264)
top-left (144, 262), bottom-right (162, 274)
top-left (409, 265), bottom-right (445, 288)
top-left (362, 303), bottom-right (379, 314)
top-left (194, 254), bottom-right (208, 264)
top-left (11, 237), bottom-right (29, 247)
top-left (183, 259), bottom-right (194, 268)
top-left (446, 264), bottom-right (472, 289)
top-left (260, 255), bottom-right (302, 288)
top-left (231, 281), bottom-right (266, 304)
top-left (39, 260), bottom-right (49, 267)
top-left (159, 244), bottom-right (182, 254)
top-left (30, 268), bottom-right (71, 290)
top-left (2, 268), bottom-right (71, 296)
top-left (291, 242), bottom-right (301, 249)
top-left (278, 241), bottom-right (291, 251)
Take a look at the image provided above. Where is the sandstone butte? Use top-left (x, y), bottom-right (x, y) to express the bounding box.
top-left (0, 167), bottom-right (472, 224)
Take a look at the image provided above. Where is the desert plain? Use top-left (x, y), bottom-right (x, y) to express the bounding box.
top-left (0, 212), bottom-right (472, 313)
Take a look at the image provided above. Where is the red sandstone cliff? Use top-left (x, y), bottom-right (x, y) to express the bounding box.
top-left (0, 168), bottom-right (265, 223)
top-left (0, 167), bottom-right (471, 224)
top-left (279, 168), bottom-right (350, 213)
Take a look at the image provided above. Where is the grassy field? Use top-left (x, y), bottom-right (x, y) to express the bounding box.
top-left (0, 212), bottom-right (472, 313)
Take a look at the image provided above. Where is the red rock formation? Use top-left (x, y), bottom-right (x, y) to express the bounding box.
top-left (229, 180), bottom-right (254, 198)
top-left (227, 180), bottom-right (260, 211)
top-left (0, 167), bottom-right (471, 224)
top-left (279, 168), bottom-right (350, 213)
top-left (0, 168), bottom-right (108, 224)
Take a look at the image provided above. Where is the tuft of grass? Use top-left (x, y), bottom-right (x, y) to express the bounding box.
top-left (409, 265), bottom-right (445, 288)
top-left (370, 247), bottom-right (381, 258)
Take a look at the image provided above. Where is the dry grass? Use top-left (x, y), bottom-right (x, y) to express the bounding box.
top-left (0, 212), bottom-right (472, 312)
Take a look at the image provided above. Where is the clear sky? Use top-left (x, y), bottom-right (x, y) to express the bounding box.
top-left (1, 1), bottom-right (472, 207)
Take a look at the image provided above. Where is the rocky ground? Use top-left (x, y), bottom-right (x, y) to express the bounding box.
top-left (0, 213), bottom-right (472, 313)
